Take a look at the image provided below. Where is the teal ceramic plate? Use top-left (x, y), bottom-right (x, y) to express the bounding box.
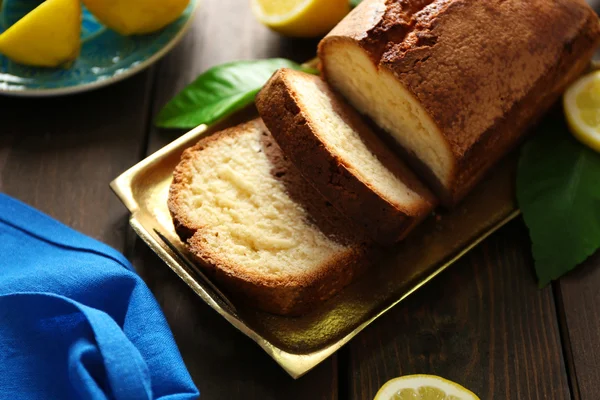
top-left (0, 0), bottom-right (199, 96)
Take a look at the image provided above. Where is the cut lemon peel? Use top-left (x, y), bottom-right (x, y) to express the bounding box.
top-left (374, 375), bottom-right (480, 400)
top-left (251, 0), bottom-right (350, 38)
top-left (0, 0), bottom-right (81, 68)
top-left (564, 70), bottom-right (600, 153)
top-left (81, 0), bottom-right (190, 36)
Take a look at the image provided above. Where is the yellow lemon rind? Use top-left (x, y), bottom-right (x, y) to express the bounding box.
top-left (0, 0), bottom-right (81, 68)
top-left (251, 0), bottom-right (349, 38)
top-left (563, 71), bottom-right (600, 154)
top-left (374, 374), bottom-right (480, 400)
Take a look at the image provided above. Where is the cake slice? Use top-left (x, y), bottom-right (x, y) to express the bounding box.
top-left (168, 119), bottom-right (371, 316)
top-left (319, 0), bottom-right (600, 206)
top-left (256, 68), bottom-right (436, 244)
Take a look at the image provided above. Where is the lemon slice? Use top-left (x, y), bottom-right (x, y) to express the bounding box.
top-left (374, 375), bottom-right (480, 400)
top-left (251, 0), bottom-right (350, 38)
top-left (81, 0), bottom-right (190, 36)
top-left (0, 0), bottom-right (81, 68)
top-left (564, 70), bottom-right (600, 153)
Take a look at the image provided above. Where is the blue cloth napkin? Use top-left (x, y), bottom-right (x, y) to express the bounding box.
top-left (0, 194), bottom-right (199, 400)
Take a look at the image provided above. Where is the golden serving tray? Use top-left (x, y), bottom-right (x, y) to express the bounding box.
top-left (111, 112), bottom-right (519, 379)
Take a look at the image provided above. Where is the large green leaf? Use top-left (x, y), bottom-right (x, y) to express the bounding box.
top-left (349, 0), bottom-right (363, 7)
top-left (155, 58), bottom-right (318, 129)
top-left (517, 114), bottom-right (600, 286)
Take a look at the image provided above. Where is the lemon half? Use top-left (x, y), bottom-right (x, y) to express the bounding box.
top-left (564, 70), bottom-right (600, 153)
top-left (0, 0), bottom-right (81, 67)
top-left (374, 375), bottom-right (480, 400)
top-left (251, 0), bottom-right (349, 38)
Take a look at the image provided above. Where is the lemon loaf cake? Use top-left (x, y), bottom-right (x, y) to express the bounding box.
top-left (319, 0), bottom-right (600, 205)
top-left (168, 119), bottom-right (371, 316)
top-left (257, 68), bottom-right (436, 244)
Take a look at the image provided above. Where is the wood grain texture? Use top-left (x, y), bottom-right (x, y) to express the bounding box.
top-left (0, 71), bottom-right (154, 249)
top-left (557, 253), bottom-right (600, 400)
top-left (2, 0), bottom-right (597, 398)
top-left (145, 0), bottom-right (318, 154)
top-left (128, 0), bottom-right (337, 398)
top-left (345, 221), bottom-right (571, 399)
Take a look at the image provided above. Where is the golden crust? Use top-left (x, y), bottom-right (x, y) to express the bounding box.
top-left (320, 0), bottom-right (600, 205)
top-left (168, 119), bottom-right (373, 316)
top-left (184, 234), bottom-right (368, 316)
top-left (257, 68), bottom-right (436, 244)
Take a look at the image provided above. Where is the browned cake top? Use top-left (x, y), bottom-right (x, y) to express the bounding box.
top-left (324, 0), bottom-right (600, 157)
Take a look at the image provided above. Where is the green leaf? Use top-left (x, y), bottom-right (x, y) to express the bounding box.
top-left (350, 0), bottom-right (362, 7)
top-left (517, 114), bottom-right (600, 286)
top-left (155, 59), bottom-right (318, 129)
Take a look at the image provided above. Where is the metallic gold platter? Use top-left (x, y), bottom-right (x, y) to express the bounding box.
top-left (111, 110), bottom-right (519, 379)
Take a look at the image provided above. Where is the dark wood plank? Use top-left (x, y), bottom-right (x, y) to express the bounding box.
top-left (0, 71), bottom-right (154, 250)
top-left (346, 221), bottom-right (571, 399)
top-left (126, 1), bottom-right (337, 398)
top-left (557, 253), bottom-right (600, 400)
top-left (146, 0), bottom-right (318, 154)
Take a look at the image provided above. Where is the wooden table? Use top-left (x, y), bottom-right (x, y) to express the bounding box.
top-left (2, 1), bottom-right (600, 398)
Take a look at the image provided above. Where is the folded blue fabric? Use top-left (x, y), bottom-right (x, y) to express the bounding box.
top-left (0, 194), bottom-right (199, 400)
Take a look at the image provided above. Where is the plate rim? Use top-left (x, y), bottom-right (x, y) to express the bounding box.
top-left (0, 0), bottom-right (200, 97)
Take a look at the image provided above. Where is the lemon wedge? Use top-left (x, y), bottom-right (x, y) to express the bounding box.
top-left (374, 375), bottom-right (480, 400)
top-left (81, 0), bottom-right (190, 36)
top-left (564, 70), bottom-right (600, 153)
top-left (251, 0), bottom-right (350, 38)
top-left (0, 0), bottom-right (81, 68)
